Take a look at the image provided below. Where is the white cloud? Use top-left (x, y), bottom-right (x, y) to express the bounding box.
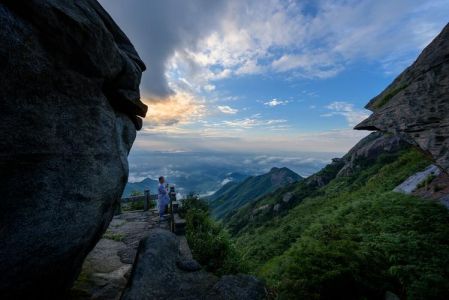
top-left (203, 84), bottom-right (216, 92)
top-left (271, 53), bottom-right (343, 78)
top-left (103, 0), bottom-right (449, 106)
top-left (163, 0), bottom-right (449, 92)
top-left (322, 101), bottom-right (371, 127)
top-left (218, 105), bottom-right (238, 114)
top-left (221, 118), bottom-right (287, 129)
top-left (264, 98), bottom-right (289, 107)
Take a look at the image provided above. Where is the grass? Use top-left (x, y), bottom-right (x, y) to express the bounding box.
top-left (122, 200), bottom-right (155, 211)
top-left (372, 84), bottom-right (408, 109)
top-left (102, 230), bottom-right (125, 242)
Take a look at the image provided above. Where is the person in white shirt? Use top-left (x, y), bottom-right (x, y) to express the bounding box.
top-left (157, 176), bottom-right (169, 220)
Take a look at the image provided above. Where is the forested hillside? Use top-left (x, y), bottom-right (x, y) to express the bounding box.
top-left (208, 167), bottom-right (302, 219)
top-left (223, 134), bottom-right (449, 299)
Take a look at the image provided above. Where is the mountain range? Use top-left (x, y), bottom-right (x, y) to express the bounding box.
top-left (122, 178), bottom-right (160, 197)
top-left (122, 171), bottom-right (249, 198)
top-left (207, 167), bottom-right (302, 219)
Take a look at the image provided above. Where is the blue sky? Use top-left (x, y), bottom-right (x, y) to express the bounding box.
top-left (100, 0), bottom-right (449, 154)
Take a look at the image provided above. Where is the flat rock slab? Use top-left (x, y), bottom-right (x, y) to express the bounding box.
top-left (69, 210), bottom-right (169, 299)
top-left (394, 164), bottom-right (441, 194)
top-left (121, 229), bottom-right (266, 300)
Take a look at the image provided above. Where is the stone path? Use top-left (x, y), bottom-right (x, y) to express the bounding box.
top-left (69, 209), bottom-right (169, 300)
top-left (69, 208), bottom-right (266, 300)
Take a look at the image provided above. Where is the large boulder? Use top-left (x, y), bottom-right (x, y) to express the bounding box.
top-left (0, 0), bottom-right (146, 297)
top-left (355, 23), bottom-right (449, 173)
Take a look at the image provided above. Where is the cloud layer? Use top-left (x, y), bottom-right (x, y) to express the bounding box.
top-left (102, 0), bottom-right (447, 99)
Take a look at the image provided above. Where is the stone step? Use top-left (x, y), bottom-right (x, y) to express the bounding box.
top-left (178, 235), bottom-right (193, 260)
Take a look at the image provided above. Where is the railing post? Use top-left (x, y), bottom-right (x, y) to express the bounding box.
top-left (169, 186), bottom-right (177, 232)
top-left (144, 190), bottom-right (149, 211)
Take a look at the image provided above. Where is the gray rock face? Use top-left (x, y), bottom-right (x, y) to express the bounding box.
top-left (355, 23), bottom-right (449, 172)
top-left (337, 132), bottom-right (408, 177)
top-left (306, 132), bottom-right (407, 186)
top-left (121, 229), bottom-right (266, 300)
top-left (208, 275), bottom-right (267, 300)
top-left (0, 0), bottom-right (146, 297)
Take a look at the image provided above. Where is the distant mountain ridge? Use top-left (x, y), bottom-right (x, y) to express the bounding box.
top-left (208, 167), bottom-right (303, 219)
top-left (122, 178), bottom-right (159, 197)
top-left (122, 172), bottom-right (250, 198)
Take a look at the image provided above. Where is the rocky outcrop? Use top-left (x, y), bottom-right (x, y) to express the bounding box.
top-left (394, 165), bottom-right (441, 194)
top-left (0, 0), bottom-right (146, 297)
top-left (307, 132), bottom-right (407, 185)
top-left (355, 23), bottom-right (449, 173)
top-left (121, 229), bottom-right (266, 300)
top-left (336, 132), bottom-right (408, 177)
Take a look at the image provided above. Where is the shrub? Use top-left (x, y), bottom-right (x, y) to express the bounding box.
top-left (178, 193), bottom-right (209, 218)
top-left (182, 197), bottom-right (247, 275)
top-left (130, 190), bottom-right (143, 196)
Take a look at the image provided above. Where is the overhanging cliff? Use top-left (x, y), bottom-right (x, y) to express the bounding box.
top-left (355, 23), bottom-right (449, 173)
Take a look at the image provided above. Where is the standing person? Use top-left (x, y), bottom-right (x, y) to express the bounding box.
top-left (158, 176), bottom-right (169, 220)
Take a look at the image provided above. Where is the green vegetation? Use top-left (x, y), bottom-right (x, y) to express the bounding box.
top-left (122, 199), bottom-right (155, 211)
top-left (209, 167), bottom-right (302, 219)
top-left (227, 148), bottom-right (449, 299)
top-left (103, 230), bottom-right (125, 242)
top-left (130, 190), bottom-right (144, 196)
top-left (224, 159), bottom-right (345, 236)
top-left (178, 193), bottom-right (209, 218)
top-left (372, 84), bottom-right (408, 109)
top-left (182, 195), bottom-right (247, 275)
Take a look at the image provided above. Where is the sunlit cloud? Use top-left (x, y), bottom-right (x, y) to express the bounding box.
top-left (143, 91), bottom-right (205, 127)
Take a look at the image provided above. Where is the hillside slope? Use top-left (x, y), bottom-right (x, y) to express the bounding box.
top-left (209, 167), bottom-right (302, 219)
top-left (225, 133), bottom-right (449, 299)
